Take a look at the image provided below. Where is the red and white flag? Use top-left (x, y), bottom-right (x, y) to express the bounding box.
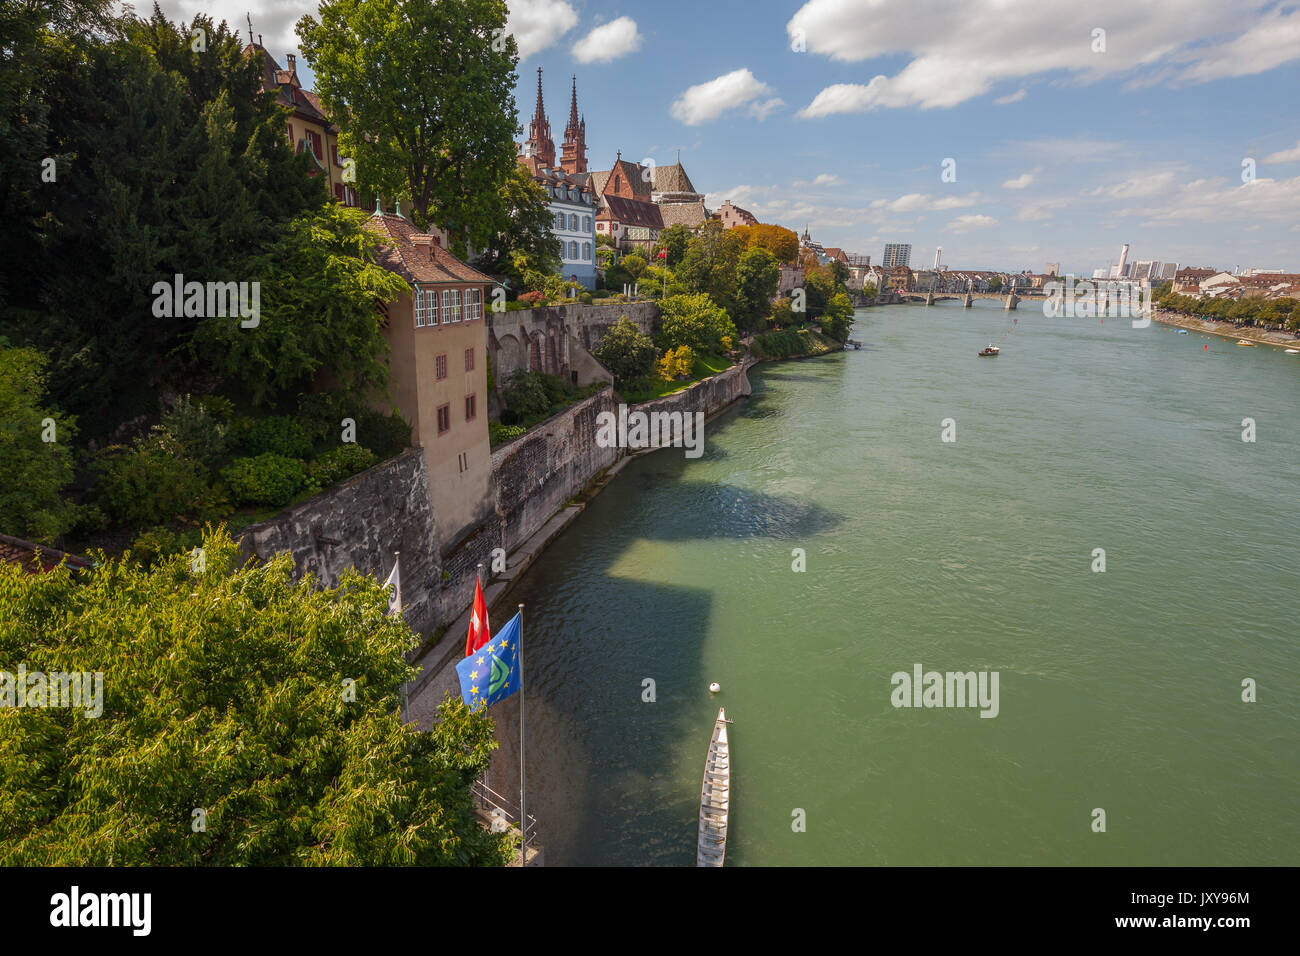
top-left (657, 247), bottom-right (667, 260)
top-left (465, 578), bottom-right (491, 657)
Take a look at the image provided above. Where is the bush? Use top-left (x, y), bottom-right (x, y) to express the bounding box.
top-left (93, 446), bottom-right (214, 529)
top-left (0, 346), bottom-right (79, 543)
top-left (580, 292), bottom-right (593, 305)
top-left (489, 422), bottom-right (527, 446)
top-left (353, 409), bottom-right (411, 460)
top-left (592, 316), bottom-right (657, 388)
top-left (502, 369), bottom-right (550, 420)
top-left (221, 454), bottom-right (307, 507)
top-left (657, 345), bottom-right (695, 381)
top-left (657, 293), bottom-right (738, 355)
top-left (127, 526), bottom-right (202, 568)
top-left (517, 290), bottom-right (545, 307)
top-left (231, 415), bottom-right (312, 459)
top-left (149, 395), bottom-right (227, 470)
top-left (308, 444), bottom-right (377, 489)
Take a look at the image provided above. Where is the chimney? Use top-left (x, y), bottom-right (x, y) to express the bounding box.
top-left (286, 53), bottom-right (295, 70)
top-left (411, 234), bottom-right (432, 256)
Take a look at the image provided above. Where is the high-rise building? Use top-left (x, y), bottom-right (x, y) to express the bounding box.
top-left (1045, 262), bottom-right (1060, 276)
top-left (1159, 262), bottom-right (1178, 279)
top-left (883, 243), bottom-right (912, 268)
top-left (1132, 260), bottom-right (1160, 280)
top-left (1111, 243), bottom-right (1130, 279)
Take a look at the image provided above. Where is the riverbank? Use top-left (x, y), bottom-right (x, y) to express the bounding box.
top-left (1153, 308), bottom-right (1300, 349)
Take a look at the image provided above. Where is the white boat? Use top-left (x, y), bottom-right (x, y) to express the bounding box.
top-left (1177, 329), bottom-right (1188, 334)
top-left (1286, 349), bottom-right (1299, 354)
top-left (697, 708), bottom-right (730, 867)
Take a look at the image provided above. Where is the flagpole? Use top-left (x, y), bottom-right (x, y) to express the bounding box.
top-left (518, 602), bottom-right (526, 867)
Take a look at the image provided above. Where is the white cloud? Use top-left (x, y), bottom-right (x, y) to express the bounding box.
top-left (156, 1), bottom-right (301, 55)
top-left (572, 16), bottom-right (641, 63)
top-left (1089, 170), bottom-right (1178, 199)
top-left (1263, 140), bottom-right (1300, 163)
top-left (793, 173), bottom-right (844, 188)
top-left (1131, 176), bottom-right (1300, 227)
top-left (1003, 173), bottom-right (1034, 189)
top-left (671, 69), bottom-right (775, 126)
top-left (870, 192), bottom-right (982, 213)
top-left (748, 97), bottom-right (785, 121)
top-left (507, 0), bottom-right (579, 60)
top-left (994, 88), bottom-right (1027, 104)
top-left (946, 214), bottom-right (998, 233)
top-left (788, 0), bottom-right (1297, 116)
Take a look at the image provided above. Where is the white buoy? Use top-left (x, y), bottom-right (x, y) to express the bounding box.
top-left (709, 682), bottom-right (721, 694)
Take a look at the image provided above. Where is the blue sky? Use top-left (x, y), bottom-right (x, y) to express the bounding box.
top-left (163, 0), bottom-right (1300, 275)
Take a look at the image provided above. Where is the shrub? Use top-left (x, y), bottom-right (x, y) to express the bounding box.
top-left (149, 395), bottom-right (227, 470)
top-left (128, 526), bottom-right (202, 568)
top-left (656, 345), bottom-right (695, 381)
top-left (231, 415), bottom-right (312, 459)
top-left (308, 444), bottom-right (377, 489)
top-left (517, 290), bottom-right (545, 307)
top-left (580, 292), bottom-right (593, 305)
top-left (657, 293), bottom-right (738, 355)
top-left (295, 391), bottom-right (350, 447)
top-left (502, 369), bottom-right (550, 420)
top-left (93, 446), bottom-right (213, 529)
top-left (489, 422), bottom-right (527, 446)
top-left (353, 409), bottom-right (411, 460)
top-left (592, 316), bottom-right (657, 388)
top-left (0, 346), bottom-right (79, 543)
top-left (221, 454), bottom-right (307, 507)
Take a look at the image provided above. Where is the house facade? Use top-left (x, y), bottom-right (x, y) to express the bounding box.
top-left (363, 212), bottom-right (496, 551)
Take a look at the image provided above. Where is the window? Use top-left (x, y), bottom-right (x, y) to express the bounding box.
top-left (556, 212), bottom-right (565, 230)
top-left (441, 290), bottom-right (452, 324)
top-left (465, 394), bottom-right (477, 421)
top-left (570, 241), bottom-right (579, 259)
top-left (286, 123), bottom-right (294, 143)
top-left (333, 183), bottom-right (344, 201)
top-left (583, 242), bottom-right (591, 260)
top-left (415, 289), bottom-right (427, 327)
top-left (465, 347), bottom-right (475, 371)
top-left (466, 289), bottom-right (482, 321)
top-left (436, 354), bottom-right (448, 380)
top-left (307, 129), bottom-right (323, 160)
top-left (570, 213), bottom-right (579, 229)
top-left (449, 289), bottom-right (462, 322)
top-left (583, 215), bottom-right (591, 231)
top-left (428, 287), bottom-right (439, 325)
top-left (436, 404), bottom-right (451, 435)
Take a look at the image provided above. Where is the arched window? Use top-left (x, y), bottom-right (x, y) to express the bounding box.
top-left (568, 213), bottom-right (577, 229)
top-left (583, 242), bottom-right (591, 260)
top-left (583, 216), bottom-right (591, 231)
top-left (555, 212), bottom-right (564, 230)
top-left (570, 240), bottom-right (579, 259)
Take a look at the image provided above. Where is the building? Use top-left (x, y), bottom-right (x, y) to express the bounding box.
top-left (1113, 243), bottom-right (1130, 279)
top-left (0, 533), bottom-right (91, 574)
top-left (882, 243), bottom-right (912, 269)
top-left (363, 212), bottom-right (496, 551)
top-left (1172, 267), bottom-right (1218, 293)
top-left (243, 38), bottom-right (359, 206)
top-left (589, 152), bottom-right (664, 252)
top-left (1131, 260), bottom-right (1161, 280)
top-left (714, 199), bottom-right (758, 230)
top-left (883, 265), bottom-right (914, 293)
top-left (518, 71), bottom-right (597, 287)
top-left (1159, 262), bottom-right (1178, 280)
top-left (588, 152), bottom-right (707, 232)
top-left (1045, 262), bottom-right (1060, 276)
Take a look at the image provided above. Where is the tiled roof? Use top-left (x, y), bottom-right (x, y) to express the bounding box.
top-left (363, 214), bottom-right (496, 285)
top-left (653, 162), bottom-right (698, 196)
top-left (0, 533), bottom-right (91, 574)
top-left (658, 201), bottom-right (708, 228)
top-left (592, 160), bottom-right (653, 200)
top-left (597, 194), bottom-right (664, 229)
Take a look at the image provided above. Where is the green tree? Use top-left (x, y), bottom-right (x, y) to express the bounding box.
top-left (657, 293), bottom-right (737, 355)
top-left (987, 275), bottom-right (1004, 292)
top-left (475, 164), bottom-right (560, 283)
top-left (735, 246), bottom-right (780, 333)
top-left (591, 316), bottom-right (657, 388)
top-left (622, 254), bottom-right (647, 280)
top-left (297, 0), bottom-right (519, 258)
top-left (0, 347), bottom-right (78, 543)
top-left (655, 225), bottom-right (692, 267)
top-left (828, 260), bottom-right (850, 291)
top-left (0, 529), bottom-right (510, 866)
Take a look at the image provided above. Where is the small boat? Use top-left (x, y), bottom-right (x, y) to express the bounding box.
top-left (978, 345), bottom-right (1000, 357)
top-left (1236, 340), bottom-right (1255, 347)
top-left (1285, 349), bottom-right (1299, 354)
top-left (1177, 329), bottom-right (1188, 334)
top-left (697, 707), bottom-right (730, 867)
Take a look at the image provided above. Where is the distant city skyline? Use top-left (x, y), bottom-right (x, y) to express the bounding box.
top-left (162, 0), bottom-right (1300, 275)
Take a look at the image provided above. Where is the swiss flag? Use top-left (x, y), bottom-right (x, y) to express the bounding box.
top-left (657, 247), bottom-right (667, 259)
top-left (465, 578), bottom-right (491, 657)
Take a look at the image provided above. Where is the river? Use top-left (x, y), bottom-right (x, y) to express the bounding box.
top-left (489, 300), bottom-right (1300, 866)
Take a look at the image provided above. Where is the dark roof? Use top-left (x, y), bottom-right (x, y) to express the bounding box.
top-left (592, 159), bottom-right (653, 200)
top-left (363, 214), bottom-right (496, 285)
top-left (597, 195), bottom-right (664, 229)
top-left (653, 162), bottom-right (698, 196)
top-left (658, 201), bottom-right (708, 228)
top-left (0, 533), bottom-right (91, 574)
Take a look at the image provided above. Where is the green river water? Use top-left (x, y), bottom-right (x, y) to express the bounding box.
top-left (499, 300), bottom-right (1299, 866)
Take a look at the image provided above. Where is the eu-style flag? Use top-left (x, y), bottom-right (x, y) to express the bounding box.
top-left (456, 612), bottom-right (521, 711)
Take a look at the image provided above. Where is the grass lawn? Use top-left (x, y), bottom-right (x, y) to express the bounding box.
top-left (623, 353), bottom-right (732, 403)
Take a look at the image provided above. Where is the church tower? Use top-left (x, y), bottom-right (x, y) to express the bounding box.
top-left (560, 76), bottom-right (587, 175)
top-left (524, 67), bottom-right (555, 166)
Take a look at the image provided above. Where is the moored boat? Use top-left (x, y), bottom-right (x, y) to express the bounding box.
top-left (1236, 340), bottom-right (1255, 346)
top-left (697, 707), bottom-right (730, 867)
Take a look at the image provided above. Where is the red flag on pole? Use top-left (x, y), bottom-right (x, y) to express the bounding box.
top-left (465, 578), bottom-right (491, 657)
top-left (657, 247), bottom-right (667, 259)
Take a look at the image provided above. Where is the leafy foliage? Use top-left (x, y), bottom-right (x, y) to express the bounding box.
top-left (308, 444), bottom-right (377, 489)
top-left (92, 446), bottom-right (214, 530)
top-left (230, 416), bottom-right (313, 460)
top-left (0, 347), bottom-right (79, 543)
top-left (657, 345), bottom-right (695, 381)
top-left (501, 369), bottom-right (551, 421)
top-left (735, 246), bottom-right (780, 332)
top-left (657, 294), bottom-right (738, 356)
top-left (0, 529), bottom-right (509, 866)
top-left (220, 454), bottom-right (307, 507)
top-left (591, 317), bottom-right (658, 389)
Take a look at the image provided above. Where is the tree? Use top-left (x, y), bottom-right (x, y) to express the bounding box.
top-left (0, 529), bottom-right (510, 865)
top-left (828, 260), bottom-right (850, 290)
top-left (677, 221), bottom-right (745, 317)
top-left (622, 254), bottom-right (647, 280)
top-left (734, 223), bottom-right (799, 263)
top-left (657, 293), bottom-right (737, 355)
top-left (819, 292), bottom-right (855, 342)
top-left (735, 246), bottom-right (780, 333)
top-left (655, 225), bottom-right (692, 267)
top-left (473, 164), bottom-right (560, 284)
top-left (297, 0), bottom-right (519, 258)
top-left (987, 275), bottom-right (1004, 292)
top-left (0, 347), bottom-right (78, 543)
top-left (192, 204), bottom-right (410, 407)
top-left (592, 317), bottom-right (657, 388)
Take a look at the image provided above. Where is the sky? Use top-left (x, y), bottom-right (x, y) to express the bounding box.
top-left (154, 0), bottom-right (1300, 276)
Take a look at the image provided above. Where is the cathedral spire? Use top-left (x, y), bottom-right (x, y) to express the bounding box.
top-left (560, 74), bottom-right (587, 174)
top-left (525, 66), bottom-right (555, 166)
top-left (534, 67), bottom-right (546, 127)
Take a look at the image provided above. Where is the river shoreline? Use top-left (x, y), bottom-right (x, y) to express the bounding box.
top-left (1152, 308), bottom-right (1300, 349)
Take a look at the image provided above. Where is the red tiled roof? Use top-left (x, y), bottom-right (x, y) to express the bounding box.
top-left (596, 194), bottom-right (664, 229)
top-left (0, 533), bottom-right (91, 574)
top-left (363, 214), bottom-right (496, 285)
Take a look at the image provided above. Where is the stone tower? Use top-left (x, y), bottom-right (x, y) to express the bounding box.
top-left (560, 76), bottom-right (587, 175)
top-left (524, 67), bottom-right (555, 166)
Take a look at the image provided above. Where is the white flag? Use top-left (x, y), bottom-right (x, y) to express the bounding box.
top-left (383, 553), bottom-right (401, 616)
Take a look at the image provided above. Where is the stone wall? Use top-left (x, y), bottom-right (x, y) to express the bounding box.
top-left (491, 386), bottom-right (622, 554)
top-left (632, 362), bottom-right (752, 432)
top-left (236, 448), bottom-right (442, 639)
top-left (487, 302), bottom-right (658, 384)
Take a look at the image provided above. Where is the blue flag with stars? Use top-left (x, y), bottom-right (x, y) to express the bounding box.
top-left (456, 612), bottom-right (521, 711)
